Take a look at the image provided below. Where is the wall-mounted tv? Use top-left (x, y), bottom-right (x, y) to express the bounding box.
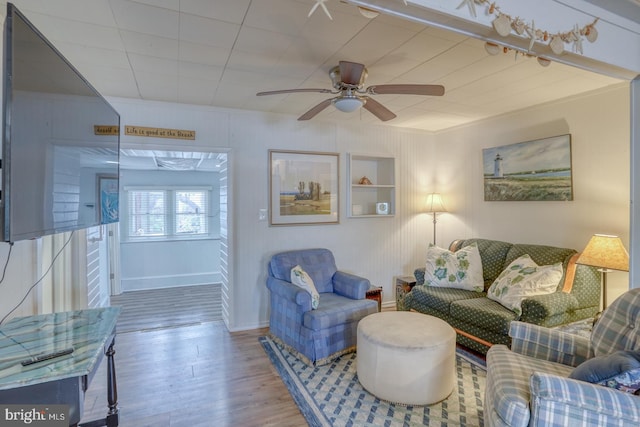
top-left (2, 3), bottom-right (120, 242)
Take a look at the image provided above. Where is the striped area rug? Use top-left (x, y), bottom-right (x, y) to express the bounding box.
top-left (110, 284), bottom-right (222, 333)
top-left (260, 335), bottom-right (486, 427)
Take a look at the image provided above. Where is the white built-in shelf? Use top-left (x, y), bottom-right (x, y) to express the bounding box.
top-left (347, 153), bottom-right (396, 218)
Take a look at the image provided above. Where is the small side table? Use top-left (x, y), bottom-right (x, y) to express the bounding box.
top-left (366, 286), bottom-right (383, 312)
top-left (396, 275), bottom-right (416, 310)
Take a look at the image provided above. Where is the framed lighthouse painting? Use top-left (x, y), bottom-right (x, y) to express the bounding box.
top-left (482, 134), bottom-right (573, 201)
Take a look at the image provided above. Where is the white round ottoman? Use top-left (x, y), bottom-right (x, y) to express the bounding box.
top-left (357, 311), bottom-right (456, 406)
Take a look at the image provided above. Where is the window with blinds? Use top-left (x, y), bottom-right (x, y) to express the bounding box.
top-left (125, 188), bottom-right (210, 239)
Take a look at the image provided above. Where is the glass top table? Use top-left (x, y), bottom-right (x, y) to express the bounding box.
top-left (0, 307), bottom-right (121, 426)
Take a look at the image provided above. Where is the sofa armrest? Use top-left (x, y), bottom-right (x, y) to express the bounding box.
top-left (520, 292), bottom-right (579, 324)
top-left (530, 372), bottom-right (640, 426)
top-left (266, 277), bottom-right (313, 311)
top-left (509, 321), bottom-right (592, 367)
top-left (332, 271), bottom-right (370, 299)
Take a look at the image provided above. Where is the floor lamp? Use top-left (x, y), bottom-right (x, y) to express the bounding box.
top-left (576, 234), bottom-right (629, 312)
top-left (426, 193), bottom-right (447, 246)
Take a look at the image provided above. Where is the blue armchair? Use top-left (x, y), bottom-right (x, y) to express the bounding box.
top-left (266, 248), bottom-right (378, 366)
top-left (485, 288), bottom-right (640, 426)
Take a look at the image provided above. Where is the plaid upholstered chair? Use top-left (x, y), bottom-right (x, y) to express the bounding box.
top-left (485, 288), bottom-right (640, 426)
top-left (266, 248), bottom-right (378, 366)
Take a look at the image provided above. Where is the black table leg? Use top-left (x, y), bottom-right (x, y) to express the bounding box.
top-left (79, 339), bottom-right (119, 427)
top-left (105, 340), bottom-right (119, 427)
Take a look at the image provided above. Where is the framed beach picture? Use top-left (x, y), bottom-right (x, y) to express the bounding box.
top-left (269, 150), bottom-right (339, 226)
top-left (97, 174), bottom-right (119, 223)
top-left (483, 134), bottom-right (573, 201)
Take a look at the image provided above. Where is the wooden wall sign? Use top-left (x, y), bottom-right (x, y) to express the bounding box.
top-left (124, 125), bottom-right (196, 140)
top-left (94, 125), bottom-right (120, 135)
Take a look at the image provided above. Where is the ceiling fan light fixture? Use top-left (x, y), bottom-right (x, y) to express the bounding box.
top-left (333, 97), bottom-right (363, 113)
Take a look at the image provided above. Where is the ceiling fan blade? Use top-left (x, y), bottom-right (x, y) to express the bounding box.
top-left (298, 99), bottom-right (333, 121)
top-left (257, 88), bottom-right (333, 96)
top-left (362, 97), bottom-right (396, 122)
top-left (367, 84), bottom-right (445, 96)
top-left (339, 61), bottom-right (366, 86)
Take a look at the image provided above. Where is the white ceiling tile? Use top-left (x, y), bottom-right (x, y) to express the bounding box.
top-left (233, 27), bottom-right (294, 56)
top-left (129, 0), bottom-right (180, 12)
top-left (178, 61), bottom-right (224, 81)
top-left (180, 0), bottom-right (251, 23)
top-left (243, 0), bottom-right (310, 36)
top-left (110, 0), bottom-right (179, 38)
top-left (5, 1), bottom-right (628, 132)
top-left (178, 76), bottom-right (216, 105)
top-left (136, 71), bottom-right (179, 102)
top-left (120, 31), bottom-right (179, 59)
top-left (179, 14), bottom-right (240, 49)
top-left (129, 54), bottom-right (178, 75)
top-left (179, 42), bottom-right (231, 67)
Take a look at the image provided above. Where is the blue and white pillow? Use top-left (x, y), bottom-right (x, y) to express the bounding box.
top-left (570, 350), bottom-right (640, 394)
top-left (487, 254), bottom-right (563, 316)
top-left (424, 243), bottom-right (484, 292)
top-left (291, 265), bottom-right (320, 309)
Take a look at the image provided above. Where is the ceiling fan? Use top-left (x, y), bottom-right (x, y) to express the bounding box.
top-left (256, 61), bottom-right (445, 122)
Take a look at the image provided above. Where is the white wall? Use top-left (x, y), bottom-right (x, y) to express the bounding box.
top-left (107, 83), bottom-right (630, 330)
top-left (435, 83), bottom-right (631, 302)
top-left (108, 97), bottom-right (438, 330)
top-left (118, 169), bottom-right (221, 291)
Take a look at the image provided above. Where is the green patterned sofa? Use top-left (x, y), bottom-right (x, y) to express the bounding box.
top-left (403, 238), bottom-right (601, 354)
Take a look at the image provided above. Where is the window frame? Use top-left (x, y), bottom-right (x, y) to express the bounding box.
top-left (122, 185), bottom-right (214, 242)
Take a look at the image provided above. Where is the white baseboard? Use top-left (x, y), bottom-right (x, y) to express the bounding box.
top-left (121, 272), bottom-right (222, 292)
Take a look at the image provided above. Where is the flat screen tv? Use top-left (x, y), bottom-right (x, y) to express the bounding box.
top-left (1, 3), bottom-right (120, 242)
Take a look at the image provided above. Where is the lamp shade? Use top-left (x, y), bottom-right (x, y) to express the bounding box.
top-left (576, 234), bottom-right (629, 271)
top-left (426, 193), bottom-right (447, 213)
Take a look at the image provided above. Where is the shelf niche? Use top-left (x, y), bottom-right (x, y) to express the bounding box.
top-left (348, 153), bottom-right (396, 218)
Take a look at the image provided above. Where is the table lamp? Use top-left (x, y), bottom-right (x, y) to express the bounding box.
top-left (576, 234), bottom-right (629, 309)
top-left (426, 193), bottom-right (447, 246)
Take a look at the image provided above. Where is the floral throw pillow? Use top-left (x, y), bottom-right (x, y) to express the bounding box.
top-left (291, 265), bottom-right (320, 309)
top-left (424, 243), bottom-right (484, 292)
top-left (487, 254), bottom-right (563, 316)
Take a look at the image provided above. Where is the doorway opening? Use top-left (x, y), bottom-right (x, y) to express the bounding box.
top-left (109, 149), bottom-right (230, 332)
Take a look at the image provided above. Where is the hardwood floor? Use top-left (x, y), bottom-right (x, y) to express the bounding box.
top-left (110, 284), bottom-right (222, 333)
top-left (80, 322), bottom-right (306, 427)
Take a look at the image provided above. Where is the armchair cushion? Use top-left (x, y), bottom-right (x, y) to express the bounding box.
top-left (302, 293), bottom-right (375, 331)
